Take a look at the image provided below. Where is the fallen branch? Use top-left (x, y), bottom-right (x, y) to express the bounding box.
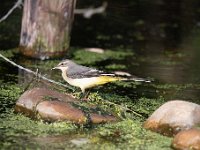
top-left (0, 53), bottom-right (74, 90)
top-left (0, 0), bottom-right (23, 23)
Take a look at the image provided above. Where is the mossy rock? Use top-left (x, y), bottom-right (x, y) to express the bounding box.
top-left (15, 88), bottom-right (117, 124)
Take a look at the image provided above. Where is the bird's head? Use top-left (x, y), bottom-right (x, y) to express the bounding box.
top-left (52, 59), bottom-right (74, 71)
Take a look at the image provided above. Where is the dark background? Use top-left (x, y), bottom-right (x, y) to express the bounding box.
top-left (1, 0), bottom-right (200, 54)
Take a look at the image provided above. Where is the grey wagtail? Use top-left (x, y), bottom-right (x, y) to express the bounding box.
top-left (52, 59), bottom-right (150, 97)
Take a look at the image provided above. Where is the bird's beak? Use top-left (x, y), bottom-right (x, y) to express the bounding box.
top-left (51, 66), bottom-right (58, 70)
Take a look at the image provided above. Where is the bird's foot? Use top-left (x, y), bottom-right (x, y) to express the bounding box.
top-left (81, 97), bottom-right (90, 101)
top-left (79, 90), bottom-right (90, 101)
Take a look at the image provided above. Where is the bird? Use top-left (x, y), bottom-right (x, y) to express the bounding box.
top-left (52, 59), bottom-right (150, 98)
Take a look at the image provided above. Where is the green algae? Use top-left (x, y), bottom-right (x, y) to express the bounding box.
top-left (0, 113), bottom-right (77, 136)
top-left (71, 48), bottom-right (134, 65)
top-left (105, 64), bottom-right (127, 70)
top-left (1, 0), bottom-right (200, 148)
top-left (94, 120), bottom-right (171, 150)
top-left (0, 49), bottom-right (19, 58)
top-left (2, 48), bottom-right (198, 149)
top-left (0, 82), bottom-right (22, 117)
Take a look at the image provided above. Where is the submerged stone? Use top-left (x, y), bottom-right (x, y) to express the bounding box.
top-left (15, 88), bottom-right (117, 124)
top-left (144, 100), bottom-right (200, 136)
top-left (70, 138), bottom-right (90, 146)
top-left (172, 128), bottom-right (200, 150)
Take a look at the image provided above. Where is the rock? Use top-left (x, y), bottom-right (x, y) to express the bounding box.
top-left (15, 88), bottom-right (77, 118)
top-left (15, 88), bottom-right (117, 124)
top-left (143, 100), bottom-right (200, 136)
top-left (172, 128), bottom-right (200, 150)
top-left (84, 48), bottom-right (104, 53)
top-left (36, 101), bottom-right (87, 124)
top-left (36, 100), bottom-right (117, 124)
top-left (90, 113), bottom-right (117, 124)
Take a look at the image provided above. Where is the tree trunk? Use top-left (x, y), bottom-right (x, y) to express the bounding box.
top-left (19, 0), bottom-right (76, 59)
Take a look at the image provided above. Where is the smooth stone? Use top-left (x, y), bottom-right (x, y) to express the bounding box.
top-left (36, 101), bottom-right (117, 124)
top-left (84, 48), bottom-right (104, 53)
top-left (15, 87), bottom-right (77, 117)
top-left (36, 100), bottom-right (87, 124)
top-left (144, 100), bottom-right (200, 136)
top-left (15, 88), bottom-right (117, 124)
top-left (172, 128), bottom-right (200, 150)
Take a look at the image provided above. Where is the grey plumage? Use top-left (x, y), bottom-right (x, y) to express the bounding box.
top-left (56, 59), bottom-right (115, 79)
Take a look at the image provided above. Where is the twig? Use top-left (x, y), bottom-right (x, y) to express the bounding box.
top-left (0, 53), bottom-right (74, 90)
top-left (75, 2), bottom-right (108, 19)
top-left (0, 0), bottom-right (23, 23)
top-left (103, 100), bottom-right (143, 117)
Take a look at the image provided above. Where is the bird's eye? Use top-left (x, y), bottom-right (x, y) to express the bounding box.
top-left (60, 63), bottom-right (64, 66)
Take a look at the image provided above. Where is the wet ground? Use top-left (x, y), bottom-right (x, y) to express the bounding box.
top-left (1, 47), bottom-right (200, 149)
top-left (1, 0), bottom-right (200, 149)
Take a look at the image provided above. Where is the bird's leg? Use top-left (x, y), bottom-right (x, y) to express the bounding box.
top-left (84, 90), bottom-right (91, 99)
top-left (80, 89), bottom-right (91, 101)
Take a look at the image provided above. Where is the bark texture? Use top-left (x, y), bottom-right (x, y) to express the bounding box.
top-left (20, 0), bottom-right (76, 59)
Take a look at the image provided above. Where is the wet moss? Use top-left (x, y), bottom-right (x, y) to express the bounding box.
top-left (0, 113), bottom-right (77, 136)
top-left (0, 82), bottom-right (22, 116)
top-left (0, 49), bottom-right (19, 58)
top-left (105, 64), bottom-right (127, 70)
top-left (94, 120), bottom-right (171, 150)
top-left (71, 48), bottom-right (134, 65)
top-left (0, 48), bottom-right (183, 149)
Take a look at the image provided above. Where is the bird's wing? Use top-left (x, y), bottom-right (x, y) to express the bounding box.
top-left (67, 67), bottom-right (115, 79)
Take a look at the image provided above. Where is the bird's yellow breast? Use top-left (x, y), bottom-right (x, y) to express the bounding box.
top-left (62, 73), bottom-right (121, 91)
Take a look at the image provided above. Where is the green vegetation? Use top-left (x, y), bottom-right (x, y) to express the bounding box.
top-left (0, 79), bottom-right (172, 149)
top-left (72, 48), bottom-right (133, 65)
top-left (1, 48), bottom-right (199, 149)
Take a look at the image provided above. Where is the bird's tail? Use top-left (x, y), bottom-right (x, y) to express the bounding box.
top-left (113, 71), bottom-right (151, 83)
top-left (119, 76), bottom-right (151, 83)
